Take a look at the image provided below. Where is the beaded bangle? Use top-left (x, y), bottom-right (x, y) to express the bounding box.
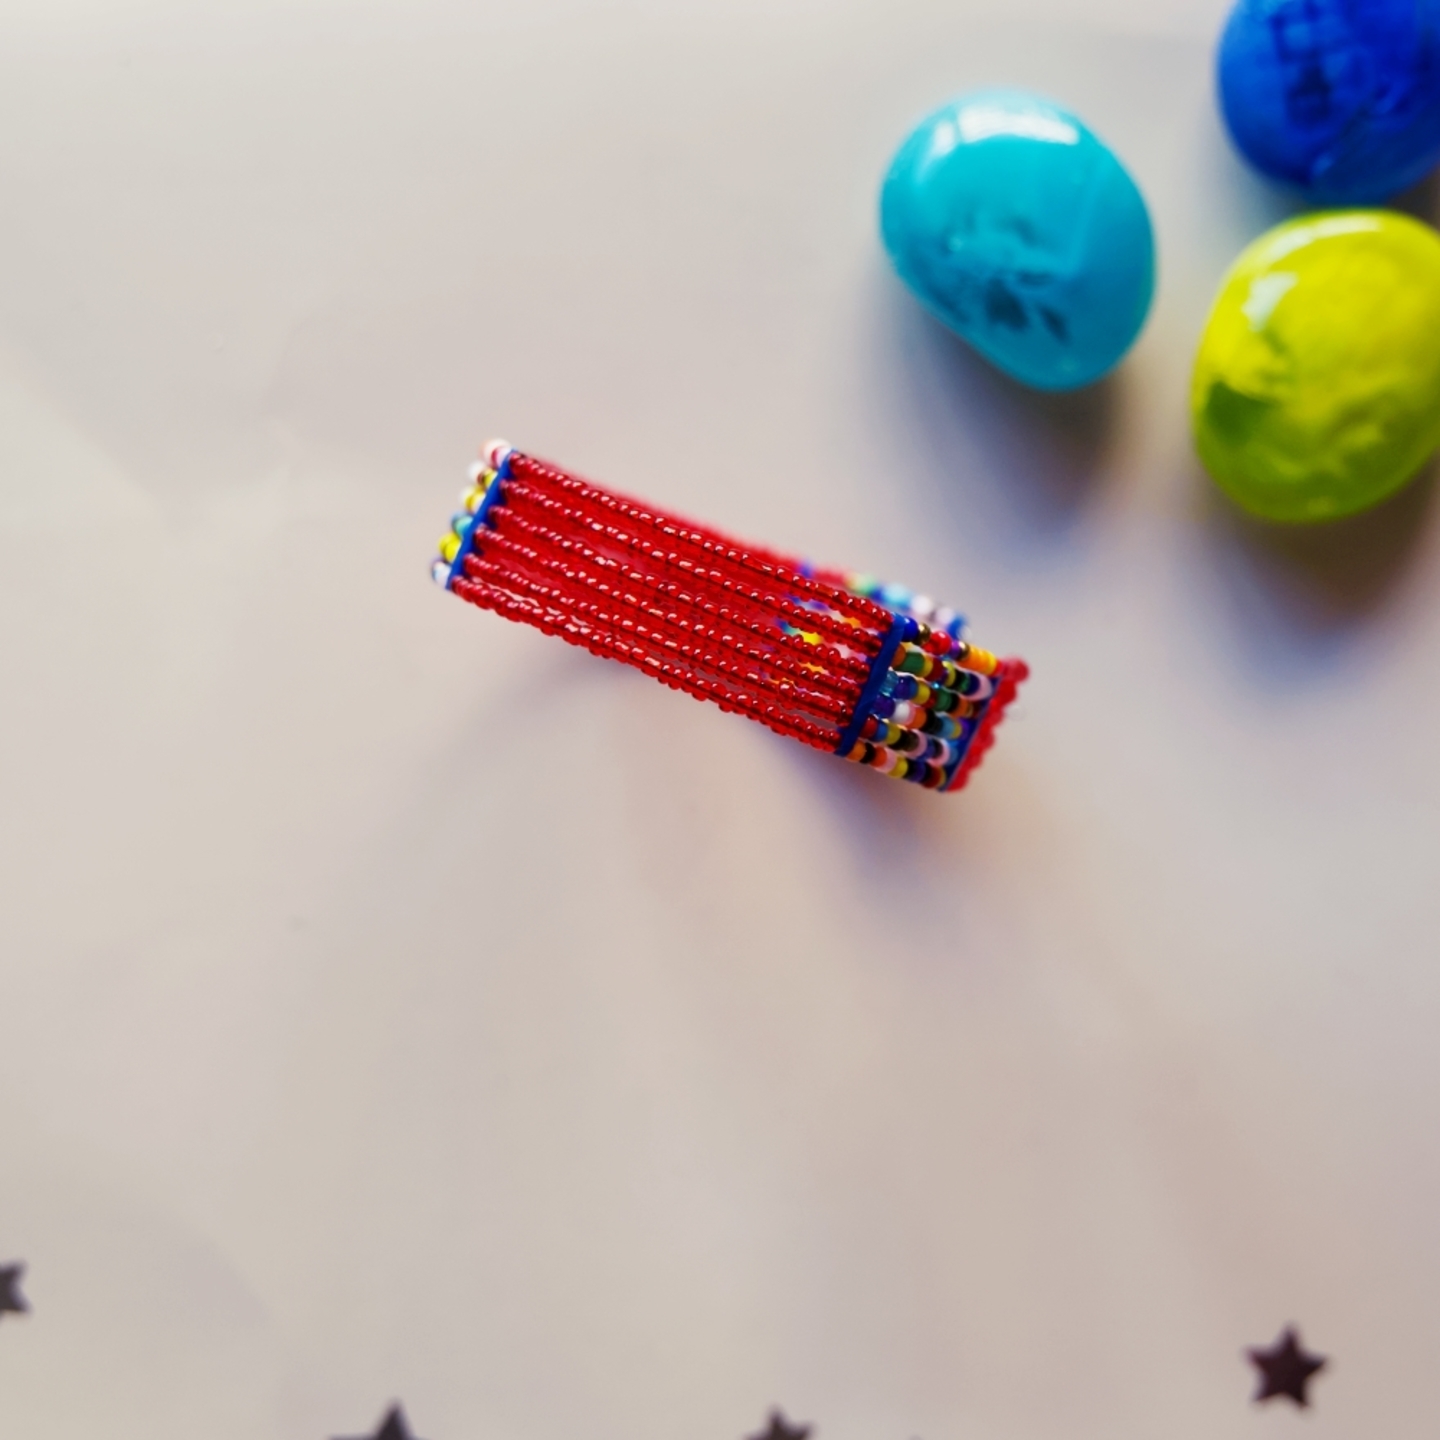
top-left (431, 443), bottom-right (1028, 793)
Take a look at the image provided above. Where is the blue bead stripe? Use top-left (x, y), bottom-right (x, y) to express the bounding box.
top-left (446, 451), bottom-right (514, 591)
top-left (834, 614), bottom-right (916, 757)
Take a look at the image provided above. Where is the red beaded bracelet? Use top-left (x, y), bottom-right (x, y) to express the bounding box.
top-left (432, 443), bottom-right (1028, 792)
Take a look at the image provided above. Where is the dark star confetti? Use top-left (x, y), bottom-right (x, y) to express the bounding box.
top-left (747, 1409), bottom-right (812, 1440)
top-left (0, 1264), bottom-right (28, 1319)
top-left (334, 1404), bottom-right (423, 1440)
top-left (1247, 1326), bottom-right (1327, 1407)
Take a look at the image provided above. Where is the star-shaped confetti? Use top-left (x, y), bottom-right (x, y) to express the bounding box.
top-left (0, 1264), bottom-right (28, 1319)
top-left (1247, 1326), bottom-right (1327, 1407)
top-left (747, 1409), bottom-right (812, 1440)
top-left (334, 1404), bottom-right (423, 1440)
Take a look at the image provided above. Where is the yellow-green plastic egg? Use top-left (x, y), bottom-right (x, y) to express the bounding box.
top-left (1191, 210), bottom-right (1440, 523)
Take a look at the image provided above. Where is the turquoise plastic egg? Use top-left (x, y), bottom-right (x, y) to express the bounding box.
top-left (880, 90), bottom-right (1156, 391)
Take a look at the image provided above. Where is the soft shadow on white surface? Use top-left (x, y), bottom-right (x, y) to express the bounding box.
top-left (885, 294), bottom-right (1124, 546)
top-left (3, 3), bottom-right (1440, 1439)
top-left (1194, 464), bottom-right (1440, 685)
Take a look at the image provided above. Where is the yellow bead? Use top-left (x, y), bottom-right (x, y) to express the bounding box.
top-left (439, 533), bottom-right (460, 563)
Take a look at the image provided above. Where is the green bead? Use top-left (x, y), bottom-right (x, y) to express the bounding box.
top-left (1191, 210), bottom-right (1440, 523)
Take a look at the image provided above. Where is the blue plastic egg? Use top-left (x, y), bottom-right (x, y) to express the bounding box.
top-left (1219, 0), bottom-right (1440, 203)
top-left (879, 90), bottom-right (1156, 392)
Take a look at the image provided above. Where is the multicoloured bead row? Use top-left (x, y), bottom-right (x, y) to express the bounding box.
top-left (835, 574), bottom-right (966, 642)
top-left (431, 453), bottom-right (508, 589)
top-left (430, 442), bottom-right (1026, 793)
top-left (802, 565), bottom-right (1028, 790)
top-left (837, 621), bottom-right (1005, 790)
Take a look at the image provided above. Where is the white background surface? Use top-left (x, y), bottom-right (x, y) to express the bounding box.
top-left (2, 1), bottom-right (1440, 1437)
